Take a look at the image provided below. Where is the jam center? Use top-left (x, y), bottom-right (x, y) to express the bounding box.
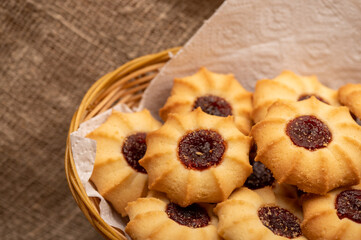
top-left (193, 95), bottom-right (232, 117)
top-left (335, 189), bottom-right (361, 223)
top-left (121, 132), bottom-right (147, 173)
top-left (166, 202), bottom-right (210, 228)
top-left (286, 115), bottom-right (332, 151)
top-left (178, 129), bottom-right (225, 170)
top-left (258, 206), bottom-right (302, 239)
top-left (244, 145), bottom-right (275, 189)
top-left (298, 94), bottom-right (329, 104)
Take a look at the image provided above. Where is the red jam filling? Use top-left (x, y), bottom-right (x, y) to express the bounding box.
top-left (258, 206), bottom-right (302, 239)
top-left (166, 202), bottom-right (210, 228)
top-left (297, 94), bottom-right (329, 104)
top-left (244, 145), bottom-right (275, 189)
top-left (335, 189), bottom-right (361, 223)
top-left (178, 130), bottom-right (225, 170)
top-left (286, 115), bottom-right (332, 151)
top-left (121, 132), bottom-right (147, 173)
top-left (193, 95), bottom-right (232, 117)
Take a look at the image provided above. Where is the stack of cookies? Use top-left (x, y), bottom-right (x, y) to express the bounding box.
top-left (87, 68), bottom-right (361, 240)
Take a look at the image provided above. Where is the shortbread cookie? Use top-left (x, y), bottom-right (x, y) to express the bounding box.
top-left (338, 83), bottom-right (361, 125)
top-left (125, 192), bottom-right (220, 240)
top-left (251, 97), bottom-right (361, 194)
top-left (140, 108), bottom-right (252, 206)
top-left (302, 184), bottom-right (361, 240)
top-left (159, 67), bottom-right (253, 135)
top-left (253, 70), bottom-right (339, 123)
top-left (86, 109), bottom-right (161, 216)
top-left (214, 187), bottom-right (306, 240)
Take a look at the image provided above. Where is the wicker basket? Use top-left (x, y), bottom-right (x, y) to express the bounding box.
top-left (64, 47), bottom-right (181, 240)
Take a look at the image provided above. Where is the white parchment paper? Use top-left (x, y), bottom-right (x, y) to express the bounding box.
top-left (70, 0), bottom-right (361, 234)
top-left (140, 0), bottom-right (361, 118)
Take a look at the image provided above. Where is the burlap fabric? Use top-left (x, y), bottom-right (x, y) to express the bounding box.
top-left (0, 1), bottom-right (223, 239)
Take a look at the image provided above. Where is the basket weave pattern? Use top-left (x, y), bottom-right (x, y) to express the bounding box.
top-left (65, 47), bottom-right (180, 240)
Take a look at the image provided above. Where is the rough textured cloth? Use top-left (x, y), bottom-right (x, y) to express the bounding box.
top-left (0, 0), bottom-right (223, 239)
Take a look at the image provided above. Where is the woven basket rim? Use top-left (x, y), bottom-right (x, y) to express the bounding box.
top-left (64, 47), bottom-right (181, 240)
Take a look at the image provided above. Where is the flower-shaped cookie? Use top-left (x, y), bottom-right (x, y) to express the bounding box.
top-left (253, 70), bottom-right (339, 123)
top-left (140, 108), bottom-right (252, 206)
top-left (214, 187), bottom-right (306, 240)
top-left (251, 97), bottom-right (361, 194)
top-left (86, 109), bottom-right (161, 216)
top-left (338, 83), bottom-right (361, 125)
top-left (125, 192), bottom-right (220, 240)
top-left (160, 67), bottom-right (253, 135)
top-left (302, 184), bottom-right (361, 239)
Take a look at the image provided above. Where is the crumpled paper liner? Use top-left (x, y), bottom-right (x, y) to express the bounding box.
top-left (70, 0), bottom-right (361, 236)
top-left (140, 0), bottom-right (361, 118)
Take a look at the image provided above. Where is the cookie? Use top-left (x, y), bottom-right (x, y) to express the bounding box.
top-left (251, 97), bottom-right (361, 194)
top-left (253, 70), bottom-right (339, 123)
top-left (140, 108), bottom-right (252, 206)
top-left (338, 83), bottom-right (361, 125)
top-left (159, 67), bottom-right (253, 135)
top-left (214, 187), bottom-right (306, 240)
top-left (302, 184), bottom-right (361, 240)
top-left (125, 192), bottom-right (220, 240)
top-left (86, 109), bottom-right (161, 216)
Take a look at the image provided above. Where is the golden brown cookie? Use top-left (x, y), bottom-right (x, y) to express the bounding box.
top-left (253, 70), bottom-right (339, 123)
top-left (338, 83), bottom-right (361, 124)
top-left (125, 192), bottom-right (220, 240)
top-left (251, 97), bottom-right (361, 194)
top-left (86, 109), bottom-right (161, 216)
top-left (302, 184), bottom-right (361, 240)
top-left (214, 187), bottom-right (306, 240)
top-left (140, 108), bottom-right (252, 206)
top-left (160, 67), bottom-right (253, 135)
